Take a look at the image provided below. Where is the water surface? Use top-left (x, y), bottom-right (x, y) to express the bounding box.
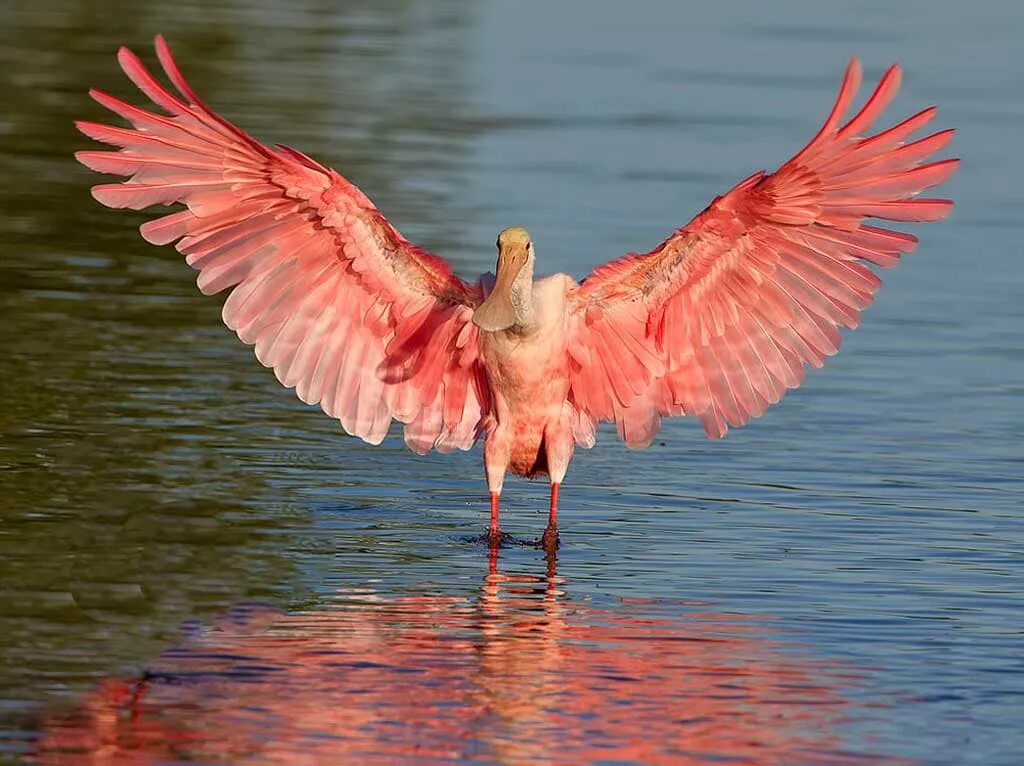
top-left (1, 0), bottom-right (1022, 764)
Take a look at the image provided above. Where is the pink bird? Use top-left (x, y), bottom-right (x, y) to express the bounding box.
top-left (77, 37), bottom-right (957, 549)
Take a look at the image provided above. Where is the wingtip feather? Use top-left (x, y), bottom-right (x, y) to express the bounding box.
top-left (797, 57), bottom-right (864, 159)
top-left (90, 184), bottom-right (123, 208)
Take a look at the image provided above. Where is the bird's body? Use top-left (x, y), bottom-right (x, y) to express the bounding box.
top-left (480, 273), bottom-right (575, 480)
top-left (77, 38), bottom-right (958, 548)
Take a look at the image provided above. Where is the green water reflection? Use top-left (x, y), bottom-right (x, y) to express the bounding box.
top-left (0, 0), bottom-right (478, 728)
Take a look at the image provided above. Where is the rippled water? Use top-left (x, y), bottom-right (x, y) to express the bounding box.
top-left (35, 550), bottom-right (882, 764)
top-left (2, 0), bottom-right (1022, 764)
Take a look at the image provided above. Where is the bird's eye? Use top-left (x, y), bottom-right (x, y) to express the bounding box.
top-left (526, 241), bottom-right (533, 252)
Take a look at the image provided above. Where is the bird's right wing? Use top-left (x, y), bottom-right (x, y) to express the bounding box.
top-left (566, 60), bottom-right (957, 446)
top-left (76, 37), bottom-right (490, 454)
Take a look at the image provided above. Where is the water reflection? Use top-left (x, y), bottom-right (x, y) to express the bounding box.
top-left (36, 549), bottom-right (885, 765)
top-left (0, 0), bottom-right (483, 723)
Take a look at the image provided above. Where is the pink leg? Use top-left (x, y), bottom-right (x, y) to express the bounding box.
top-left (489, 492), bottom-right (501, 540)
top-left (542, 420), bottom-right (573, 551)
top-left (542, 483), bottom-right (560, 551)
top-left (548, 483), bottom-right (559, 529)
top-left (484, 430), bottom-right (509, 546)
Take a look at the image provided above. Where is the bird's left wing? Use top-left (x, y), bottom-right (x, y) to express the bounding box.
top-left (76, 37), bottom-right (489, 454)
top-left (566, 60), bottom-right (957, 447)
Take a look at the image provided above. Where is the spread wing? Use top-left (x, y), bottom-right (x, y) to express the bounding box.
top-left (567, 59), bottom-right (958, 447)
top-left (76, 36), bottom-right (490, 454)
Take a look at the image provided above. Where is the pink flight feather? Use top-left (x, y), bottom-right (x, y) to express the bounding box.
top-left (76, 36), bottom-right (487, 454)
top-left (570, 58), bottom-right (957, 443)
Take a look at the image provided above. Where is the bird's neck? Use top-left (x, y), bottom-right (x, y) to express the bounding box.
top-left (507, 261), bottom-right (536, 331)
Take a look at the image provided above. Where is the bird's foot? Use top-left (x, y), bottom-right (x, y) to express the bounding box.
top-left (483, 528), bottom-right (512, 548)
top-left (539, 525), bottom-right (560, 552)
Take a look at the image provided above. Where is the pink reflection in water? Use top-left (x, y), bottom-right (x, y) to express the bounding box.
top-left (35, 550), bottom-right (887, 765)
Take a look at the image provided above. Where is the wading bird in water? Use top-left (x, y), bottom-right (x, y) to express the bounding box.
top-left (77, 38), bottom-right (957, 550)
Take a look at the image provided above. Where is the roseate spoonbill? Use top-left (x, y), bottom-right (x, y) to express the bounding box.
top-left (76, 38), bottom-right (957, 549)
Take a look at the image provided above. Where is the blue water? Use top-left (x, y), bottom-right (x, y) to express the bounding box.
top-left (1, 0), bottom-right (1021, 764)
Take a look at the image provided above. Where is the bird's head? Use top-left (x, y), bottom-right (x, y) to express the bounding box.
top-left (473, 226), bottom-right (536, 332)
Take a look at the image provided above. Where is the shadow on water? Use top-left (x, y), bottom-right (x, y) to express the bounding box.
top-left (32, 547), bottom-right (897, 765)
